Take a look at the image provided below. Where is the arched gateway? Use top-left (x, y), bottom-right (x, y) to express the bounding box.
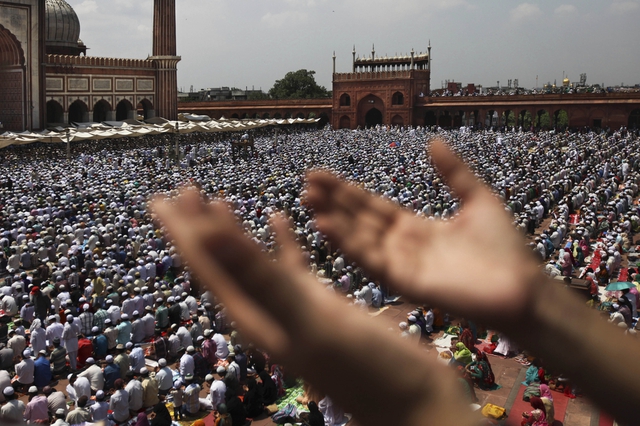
top-left (358, 94), bottom-right (385, 128)
top-left (0, 24), bottom-right (26, 131)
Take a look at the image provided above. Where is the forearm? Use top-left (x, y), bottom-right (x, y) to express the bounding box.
top-left (509, 275), bottom-right (640, 424)
top-left (290, 300), bottom-right (481, 426)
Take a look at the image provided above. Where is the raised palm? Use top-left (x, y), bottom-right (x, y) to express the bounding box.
top-left (306, 139), bottom-right (539, 329)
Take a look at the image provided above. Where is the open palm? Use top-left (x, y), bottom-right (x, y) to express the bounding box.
top-left (306, 139), bottom-right (540, 329)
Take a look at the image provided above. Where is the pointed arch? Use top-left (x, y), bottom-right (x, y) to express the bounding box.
top-left (116, 99), bottom-right (134, 121)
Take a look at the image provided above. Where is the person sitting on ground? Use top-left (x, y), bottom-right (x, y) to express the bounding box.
top-left (224, 387), bottom-right (247, 426)
top-left (125, 370), bottom-right (144, 416)
top-left (539, 384), bottom-right (555, 425)
top-left (66, 395), bottom-right (92, 425)
top-left (103, 354), bottom-right (121, 391)
top-left (50, 337), bottom-right (68, 378)
top-left (465, 351), bottom-right (499, 390)
top-left (521, 396), bottom-right (548, 426)
top-left (450, 341), bottom-right (473, 367)
top-left (34, 349), bottom-right (53, 389)
top-left (24, 386), bottom-right (49, 424)
top-left (134, 412), bottom-right (151, 426)
top-left (459, 319), bottom-right (477, 353)
top-left (149, 401), bottom-right (173, 426)
top-left (257, 369), bottom-right (278, 406)
top-left (15, 348), bottom-right (35, 392)
top-left (90, 390), bottom-right (109, 422)
top-left (306, 400), bottom-right (325, 426)
top-left (214, 403), bottom-right (232, 426)
top-left (109, 378), bottom-right (130, 424)
top-left (0, 386), bottom-right (25, 422)
top-left (44, 386), bottom-right (67, 418)
top-left (141, 367), bottom-right (159, 409)
top-left (242, 377), bottom-right (264, 418)
top-left (182, 374), bottom-right (201, 417)
top-left (52, 408), bottom-right (69, 426)
top-left (152, 140), bottom-right (640, 426)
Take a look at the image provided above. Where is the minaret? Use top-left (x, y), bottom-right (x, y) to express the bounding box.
top-left (427, 40), bottom-right (432, 70)
top-left (151, 0), bottom-right (181, 120)
top-left (352, 45), bottom-right (356, 72)
top-left (332, 51), bottom-right (336, 75)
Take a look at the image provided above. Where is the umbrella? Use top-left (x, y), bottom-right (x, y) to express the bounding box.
top-left (605, 281), bottom-right (636, 291)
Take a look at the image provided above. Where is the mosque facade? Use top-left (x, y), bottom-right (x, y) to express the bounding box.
top-left (181, 45), bottom-right (640, 130)
top-left (0, 0), bottom-right (180, 132)
top-left (2, 1), bottom-right (640, 133)
top-left (330, 45), bottom-right (432, 129)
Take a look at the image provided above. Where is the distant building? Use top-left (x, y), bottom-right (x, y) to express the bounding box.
top-left (180, 87), bottom-right (267, 102)
top-left (0, 0), bottom-right (180, 131)
top-left (331, 45), bottom-right (431, 129)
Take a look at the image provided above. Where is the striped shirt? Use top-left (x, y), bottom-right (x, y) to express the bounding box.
top-left (51, 347), bottom-right (68, 372)
top-left (93, 309), bottom-right (109, 330)
top-left (183, 384), bottom-right (201, 414)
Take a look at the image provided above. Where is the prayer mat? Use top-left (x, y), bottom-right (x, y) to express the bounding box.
top-left (617, 268), bottom-right (629, 281)
top-left (384, 295), bottom-right (402, 304)
top-left (433, 334), bottom-right (456, 353)
top-left (598, 412), bottom-right (615, 426)
top-left (506, 385), bottom-right (570, 426)
top-left (164, 401), bottom-right (214, 426)
top-left (276, 382), bottom-right (306, 411)
top-left (475, 340), bottom-right (496, 354)
top-left (367, 306), bottom-right (389, 317)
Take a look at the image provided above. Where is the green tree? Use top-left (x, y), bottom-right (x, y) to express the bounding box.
top-left (247, 91), bottom-right (270, 101)
top-left (268, 69), bottom-right (330, 99)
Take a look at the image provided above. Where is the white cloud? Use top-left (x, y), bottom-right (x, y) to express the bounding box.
top-left (509, 3), bottom-right (543, 22)
top-left (554, 4), bottom-right (577, 15)
top-left (74, 0), bottom-right (98, 15)
top-left (610, 1), bottom-right (639, 14)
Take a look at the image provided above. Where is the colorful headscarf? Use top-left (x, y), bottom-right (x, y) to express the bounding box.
top-left (540, 384), bottom-right (553, 401)
top-left (454, 342), bottom-right (473, 365)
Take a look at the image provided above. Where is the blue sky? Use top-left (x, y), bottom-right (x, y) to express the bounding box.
top-left (67, 0), bottom-right (640, 92)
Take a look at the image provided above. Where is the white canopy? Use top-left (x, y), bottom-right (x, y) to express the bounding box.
top-left (0, 116), bottom-right (319, 149)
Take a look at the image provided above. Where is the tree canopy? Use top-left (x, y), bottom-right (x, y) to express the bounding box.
top-left (268, 69), bottom-right (330, 99)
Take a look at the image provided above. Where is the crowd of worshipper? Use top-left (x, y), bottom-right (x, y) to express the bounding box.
top-left (430, 85), bottom-right (640, 97)
top-left (0, 123), bottom-right (639, 425)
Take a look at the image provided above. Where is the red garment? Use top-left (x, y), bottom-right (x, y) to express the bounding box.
top-left (537, 367), bottom-right (547, 385)
top-left (460, 328), bottom-right (476, 353)
top-left (77, 338), bottom-right (93, 369)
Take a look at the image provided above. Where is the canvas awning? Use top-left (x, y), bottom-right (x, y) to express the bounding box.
top-left (0, 116), bottom-right (320, 149)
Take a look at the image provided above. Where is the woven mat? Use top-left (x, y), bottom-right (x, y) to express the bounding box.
top-left (276, 383), bottom-right (306, 411)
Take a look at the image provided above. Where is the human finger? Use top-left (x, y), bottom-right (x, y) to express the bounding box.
top-left (270, 213), bottom-right (307, 273)
top-left (153, 191), bottom-right (317, 338)
top-left (151, 195), bottom-right (290, 357)
top-left (429, 138), bottom-right (491, 202)
top-left (306, 170), bottom-right (397, 262)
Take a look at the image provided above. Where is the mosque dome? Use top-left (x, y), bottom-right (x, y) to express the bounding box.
top-left (45, 0), bottom-right (86, 55)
